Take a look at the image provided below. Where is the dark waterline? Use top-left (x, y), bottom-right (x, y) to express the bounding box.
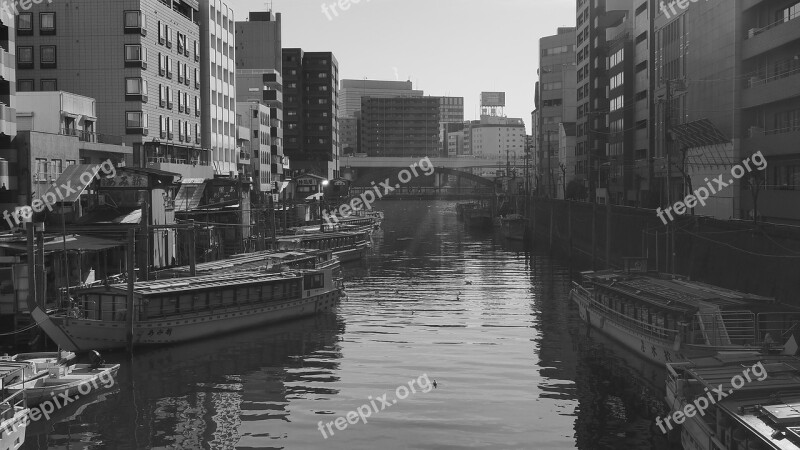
top-left (22, 201), bottom-right (679, 449)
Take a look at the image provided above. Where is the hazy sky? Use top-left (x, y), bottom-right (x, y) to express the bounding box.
top-left (236, 0), bottom-right (576, 134)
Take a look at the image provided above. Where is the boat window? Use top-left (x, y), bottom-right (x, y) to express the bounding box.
top-left (161, 296), bottom-right (178, 316)
top-left (179, 294), bottom-right (192, 313)
top-left (147, 296), bottom-right (163, 318)
top-left (210, 289), bottom-right (224, 308)
top-left (248, 285), bottom-right (261, 303)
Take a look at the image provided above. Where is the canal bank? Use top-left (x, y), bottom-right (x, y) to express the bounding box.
top-left (523, 197), bottom-right (800, 304)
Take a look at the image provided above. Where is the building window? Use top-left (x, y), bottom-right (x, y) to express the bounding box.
top-left (39, 12), bottom-right (55, 35)
top-left (124, 11), bottom-right (146, 35)
top-left (18, 79), bottom-right (34, 92)
top-left (125, 111), bottom-right (148, 134)
top-left (17, 13), bottom-right (32, 35)
top-left (41, 79), bottom-right (57, 91)
top-left (124, 44), bottom-right (147, 68)
top-left (40, 45), bottom-right (56, 68)
top-left (125, 77), bottom-right (148, 102)
top-left (17, 46), bottom-right (33, 69)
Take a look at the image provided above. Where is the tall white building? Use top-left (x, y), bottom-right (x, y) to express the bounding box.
top-left (200, 0), bottom-right (237, 175)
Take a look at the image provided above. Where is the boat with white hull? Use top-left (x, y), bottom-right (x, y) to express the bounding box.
top-left (0, 367), bottom-right (27, 450)
top-left (29, 264), bottom-right (343, 352)
top-left (570, 260), bottom-right (800, 366)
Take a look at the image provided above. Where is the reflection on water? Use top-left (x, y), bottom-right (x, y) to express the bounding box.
top-left (24, 201), bottom-right (679, 449)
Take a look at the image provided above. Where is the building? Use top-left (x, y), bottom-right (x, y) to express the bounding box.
top-left (360, 96), bottom-right (440, 158)
top-left (339, 115), bottom-right (359, 155)
top-left (447, 129), bottom-right (466, 157)
top-left (235, 11), bottom-right (286, 194)
top-left (466, 116), bottom-right (527, 167)
top-left (199, 0), bottom-right (237, 176)
top-left (650, 0), bottom-right (800, 223)
top-left (437, 96), bottom-right (464, 156)
top-left (0, 6), bottom-right (16, 209)
top-left (538, 27), bottom-right (577, 199)
top-left (339, 79), bottom-right (422, 119)
top-left (14, 0), bottom-right (209, 180)
top-left (282, 49), bottom-right (339, 179)
top-left (237, 101), bottom-right (272, 192)
top-left (558, 122), bottom-right (577, 199)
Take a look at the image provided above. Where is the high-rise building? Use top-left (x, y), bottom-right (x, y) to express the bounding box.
top-left (360, 97), bottom-right (440, 158)
top-left (282, 49), bottom-right (339, 179)
top-left (236, 11), bottom-right (286, 194)
top-left (199, 0), bottom-right (237, 176)
top-left (14, 0), bottom-right (209, 179)
top-left (340, 79), bottom-right (423, 118)
top-left (339, 116), bottom-right (359, 155)
top-left (538, 27), bottom-right (577, 199)
top-left (466, 116), bottom-right (527, 170)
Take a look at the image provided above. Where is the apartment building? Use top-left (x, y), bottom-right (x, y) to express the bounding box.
top-left (15, 0), bottom-right (209, 179)
top-left (340, 79), bottom-right (422, 118)
top-left (0, 6), bottom-right (15, 210)
top-left (199, 0), bottom-right (237, 176)
top-left (437, 96), bottom-right (464, 156)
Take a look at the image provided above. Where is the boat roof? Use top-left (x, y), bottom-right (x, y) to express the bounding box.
top-left (81, 271), bottom-right (303, 297)
top-left (670, 355), bottom-right (800, 449)
top-left (159, 249), bottom-right (324, 275)
top-left (277, 231), bottom-right (364, 241)
top-left (584, 271), bottom-right (775, 313)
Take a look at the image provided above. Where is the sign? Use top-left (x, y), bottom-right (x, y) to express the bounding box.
top-left (99, 172), bottom-right (149, 189)
top-left (272, 194), bottom-right (279, 202)
top-left (296, 178), bottom-right (318, 186)
top-left (481, 92), bottom-right (506, 107)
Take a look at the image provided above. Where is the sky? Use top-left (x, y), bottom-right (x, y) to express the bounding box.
top-left (236, 0), bottom-right (576, 134)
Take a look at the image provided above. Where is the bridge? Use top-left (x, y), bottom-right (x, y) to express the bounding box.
top-left (342, 155), bottom-right (510, 170)
top-left (340, 155), bottom-right (529, 189)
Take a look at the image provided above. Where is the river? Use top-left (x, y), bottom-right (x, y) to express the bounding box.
top-left (22, 201), bottom-right (678, 450)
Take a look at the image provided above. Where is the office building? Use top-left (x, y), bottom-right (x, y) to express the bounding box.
top-left (199, 0), bottom-right (237, 175)
top-left (0, 6), bottom-right (16, 209)
top-left (236, 10), bottom-right (286, 193)
top-left (340, 79), bottom-right (422, 118)
top-left (538, 27), bottom-right (577, 198)
top-left (437, 96), bottom-right (464, 156)
top-left (360, 96), bottom-right (440, 158)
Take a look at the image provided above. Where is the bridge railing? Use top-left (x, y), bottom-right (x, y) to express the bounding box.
top-left (350, 186), bottom-right (494, 197)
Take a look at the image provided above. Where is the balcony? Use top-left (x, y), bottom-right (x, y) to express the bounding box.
top-left (742, 126), bottom-right (800, 157)
top-left (743, 14), bottom-right (800, 59)
top-left (742, 70), bottom-right (800, 108)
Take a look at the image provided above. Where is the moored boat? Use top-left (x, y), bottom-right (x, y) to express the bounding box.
top-left (499, 214), bottom-right (527, 240)
top-left (570, 258), bottom-right (800, 366)
top-left (665, 354), bottom-right (800, 450)
top-left (1, 355), bottom-right (119, 406)
top-left (463, 207), bottom-right (493, 230)
top-left (276, 230), bottom-right (370, 263)
top-left (0, 366), bottom-right (27, 450)
top-left (29, 263), bottom-right (343, 352)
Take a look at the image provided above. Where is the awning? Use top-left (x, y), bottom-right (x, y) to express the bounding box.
top-left (0, 234), bottom-right (123, 253)
top-left (41, 164), bottom-right (101, 203)
top-left (174, 181), bottom-right (208, 211)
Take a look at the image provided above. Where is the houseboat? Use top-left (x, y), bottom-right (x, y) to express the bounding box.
top-left (666, 354), bottom-right (800, 450)
top-left (0, 365), bottom-right (27, 450)
top-left (152, 248), bottom-right (338, 279)
top-left (570, 258), bottom-right (800, 366)
top-left (29, 264), bottom-right (343, 352)
top-left (276, 230), bottom-right (370, 263)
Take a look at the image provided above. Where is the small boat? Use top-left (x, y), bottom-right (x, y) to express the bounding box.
top-left (456, 203), bottom-right (477, 221)
top-left (0, 365), bottom-right (27, 450)
top-left (29, 262), bottom-right (343, 352)
top-left (570, 258), bottom-right (800, 366)
top-left (1, 354), bottom-right (119, 406)
top-left (499, 214), bottom-right (527, 241)
top-left (665, 354), bottom-right (800, 450)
